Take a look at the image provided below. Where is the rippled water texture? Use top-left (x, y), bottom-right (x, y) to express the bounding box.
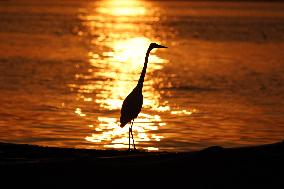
top-left (0, 0), bottom-right (284, 151)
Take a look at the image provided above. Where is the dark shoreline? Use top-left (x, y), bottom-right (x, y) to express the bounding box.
top-left (1, 141), bottom-right (283, 187)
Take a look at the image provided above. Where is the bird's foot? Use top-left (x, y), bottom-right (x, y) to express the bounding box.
top-left (127, 148), bottom-right (137, 152)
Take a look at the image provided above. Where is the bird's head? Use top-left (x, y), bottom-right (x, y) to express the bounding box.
top-left (149, 43), bottom-right (167, 50)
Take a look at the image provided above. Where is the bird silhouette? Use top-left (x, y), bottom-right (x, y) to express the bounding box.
top-left (120, 43), bottom-right (167, 151)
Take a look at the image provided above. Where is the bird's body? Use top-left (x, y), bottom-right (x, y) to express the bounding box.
top-left (119, 43), bottom-right (167, 150)
top-left (120, 85), bottom-right (143, 128)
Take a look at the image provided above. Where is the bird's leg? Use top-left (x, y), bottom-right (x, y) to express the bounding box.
top-left (128, 127), bottom-right (131, 151)
top-left (130, 120), bottom-right (136, 150)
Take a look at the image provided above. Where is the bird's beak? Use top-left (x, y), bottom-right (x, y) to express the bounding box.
top-left (156, 44), bottom-right (167, 48)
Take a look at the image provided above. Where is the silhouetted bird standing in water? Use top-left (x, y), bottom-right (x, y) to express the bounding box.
top-left (120, 43), bottom-right (167, 151)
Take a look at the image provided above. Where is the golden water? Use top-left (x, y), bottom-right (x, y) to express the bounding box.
top-left (0, 0), bottom-right (284, 151)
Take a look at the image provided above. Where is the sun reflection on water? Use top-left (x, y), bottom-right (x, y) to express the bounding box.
top-left (96, 0), bottom-right (146, 17)
top-left (85, 113), bottom-right (164, 149)
top-left (70, 0), bottom-right (192, 150)
top-left (83, 34), bottom-right (168, 150)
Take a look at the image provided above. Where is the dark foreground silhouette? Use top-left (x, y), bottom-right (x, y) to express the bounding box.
top-left (0, 141), bottom-right (283, 188)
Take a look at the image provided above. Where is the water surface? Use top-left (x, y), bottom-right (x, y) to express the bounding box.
top-left (0, 0), bottom-right (284, 151)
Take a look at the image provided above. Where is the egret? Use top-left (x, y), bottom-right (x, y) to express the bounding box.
top-left (119, 43), bottom-right (167, 150)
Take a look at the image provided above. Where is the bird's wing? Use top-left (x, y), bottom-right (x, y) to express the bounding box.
top-left (120, 89), bottom-right (143, 126)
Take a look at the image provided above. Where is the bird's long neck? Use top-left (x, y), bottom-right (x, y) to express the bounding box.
top-left (137, 47), bottom-right (152, 88)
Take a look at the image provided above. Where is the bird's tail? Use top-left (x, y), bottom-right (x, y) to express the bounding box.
top-left (119, 117), bottom-right (128, 128)
top-left (119, 122), bottom-right (127, 128)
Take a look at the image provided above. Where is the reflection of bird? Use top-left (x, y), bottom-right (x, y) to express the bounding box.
top-left (120, 43), bottom-right (167, 150)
